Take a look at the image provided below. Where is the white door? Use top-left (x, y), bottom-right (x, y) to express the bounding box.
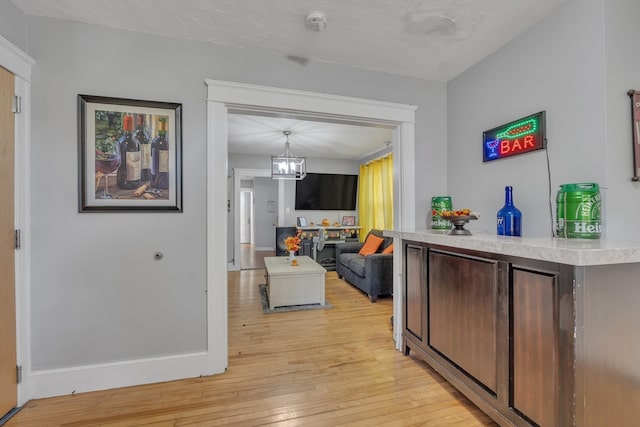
top-left (239, 190), bottom-right (252, 244)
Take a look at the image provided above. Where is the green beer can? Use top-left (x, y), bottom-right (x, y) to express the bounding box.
top-left (556, 183), bottom-right (601, 239)
top-left (431, 196), bottom-right (452, 230)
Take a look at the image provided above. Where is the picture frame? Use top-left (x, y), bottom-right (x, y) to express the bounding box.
top-left (297, 217), bottom-right (307, 227)
top-left (628, 90), bottom-right (640, 181)
top-left (342, 215), bottom-right (356, 226)
top-left (78, 94), bottom-right (183, 212)
top-left (482, 111), bottom-right (546, 162)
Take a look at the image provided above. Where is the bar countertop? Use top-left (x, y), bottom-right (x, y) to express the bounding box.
top-left (384, 228), bottom-right (640, 266)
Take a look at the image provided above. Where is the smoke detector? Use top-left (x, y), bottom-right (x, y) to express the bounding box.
top-left (305, 11), bottom-right (327, 32)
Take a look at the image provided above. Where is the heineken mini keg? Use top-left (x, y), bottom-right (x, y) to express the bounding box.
top-left (431, 196), bottom-right (452, 230)
top-left (556, 183), bottom-right (601, 239)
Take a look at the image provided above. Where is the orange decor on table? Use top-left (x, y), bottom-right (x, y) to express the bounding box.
top-left (284, 231), bottom-right (302, 266)
top-left (284, 232), bottom-right (301, 252)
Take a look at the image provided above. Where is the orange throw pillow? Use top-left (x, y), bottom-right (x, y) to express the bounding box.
top-left (382, 243), bottom-right (394, 254)
top-left (359, 234), bottom-right (384, 256)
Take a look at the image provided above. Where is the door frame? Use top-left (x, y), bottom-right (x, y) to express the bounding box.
top-left (239, 188), bottom-right (253, 244)
top-left (231, 168), bottom-right (278, 271)
top-left (207, 79), bottom-right (416, 361)
top-left (0, 35), bottom-right (35, 407)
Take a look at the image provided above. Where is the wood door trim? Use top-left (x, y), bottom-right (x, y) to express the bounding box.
top-left (0, 65), bottom-right (17, 417)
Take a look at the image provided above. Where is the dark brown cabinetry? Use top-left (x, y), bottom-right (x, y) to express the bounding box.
top-left (402, 242), bottom-right (573, 427)
top-left (404, 244), bottom-right (425, 342)
top-left (429, 251), bottom-right (501, 394)
top-left (512, 268), bottom-right (558, 426)
top-left (511, 266), bottom-right (575, 427)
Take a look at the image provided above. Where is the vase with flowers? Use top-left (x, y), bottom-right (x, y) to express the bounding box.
top-left (284, 232), bottom-right (301, 265)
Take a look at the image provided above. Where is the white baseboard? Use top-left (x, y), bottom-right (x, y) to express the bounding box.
top-left (255, 246), bottom-right (274, 251)
top-left (27, 351), bottom-right (224, 399)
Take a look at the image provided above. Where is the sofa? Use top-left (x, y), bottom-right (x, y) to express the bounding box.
top-left (335, 229), bottom-right (393, 302)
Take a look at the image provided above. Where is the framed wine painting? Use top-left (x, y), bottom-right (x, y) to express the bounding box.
top-left (78, 95), bottom-right (183, 212)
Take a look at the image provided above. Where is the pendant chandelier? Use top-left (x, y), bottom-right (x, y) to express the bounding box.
top-left (271, 130), bottom-right (306, 180)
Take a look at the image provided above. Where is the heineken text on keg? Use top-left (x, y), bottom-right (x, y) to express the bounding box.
top-left (431, 196), bottom-right (452, 230)
top-left (556, 183), bottom-right (601, 239)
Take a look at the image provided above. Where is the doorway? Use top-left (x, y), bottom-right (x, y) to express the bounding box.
top-left (234, 171), bottom-right (278, 270)
top-left (206, 80), bottom-right (417, 372)
top-left (0, 33), bottom-right (33, 410)
top-left (239, 188), bottom-right (252, 244)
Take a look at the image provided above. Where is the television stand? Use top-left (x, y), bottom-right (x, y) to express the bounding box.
top-left (297, 226), bottom-right (361, 271)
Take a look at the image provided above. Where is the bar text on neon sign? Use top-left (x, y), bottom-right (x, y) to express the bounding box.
top-left (483, 111), bottom-right (546, 162)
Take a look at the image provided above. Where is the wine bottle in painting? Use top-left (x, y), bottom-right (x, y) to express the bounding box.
top-left (151, 116), bottom-right (170, 189)
top-left (116, 113), bottom-right (141, 190)
top-left (135, 114), bottom-right (151, 183)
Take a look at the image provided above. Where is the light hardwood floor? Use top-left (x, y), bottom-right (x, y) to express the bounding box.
top-left (240, 243), bottom-right (274, 270)
top-left (7, 269), bottom-right (497, 426)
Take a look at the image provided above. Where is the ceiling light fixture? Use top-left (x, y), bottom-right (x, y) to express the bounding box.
top-left (271, 131), bottom-right (306, 180)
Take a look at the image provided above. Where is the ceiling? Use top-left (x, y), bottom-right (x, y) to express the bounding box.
top-left (228, 114), bottom-right (393, 160)
top-left (11, 0), bottom-right (567, 160)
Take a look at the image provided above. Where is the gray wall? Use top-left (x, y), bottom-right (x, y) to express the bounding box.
top-left (604, 0), bottom-right (640, 239)
top-left (228, 153), bottom-right (361, 238)
top-left (447, 0), bottom-right (611, 238)
top-left (19, 17), bottom-right (446, 370)
top-left (0, 1), bottom-right (27, 50)
top-left (253, 177), bottom-right (278, 249)
top-left (281, 157), bottom-right (360, 227)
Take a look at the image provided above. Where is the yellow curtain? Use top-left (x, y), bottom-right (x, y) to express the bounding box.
top-left (358, 154), bottom-right (393, 240)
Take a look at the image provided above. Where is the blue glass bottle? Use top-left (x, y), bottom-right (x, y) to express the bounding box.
top-left (497, 186), bottom-right (522, 236)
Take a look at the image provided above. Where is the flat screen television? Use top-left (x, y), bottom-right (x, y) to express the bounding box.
top-left (295, 173), bottom-right (358, 210)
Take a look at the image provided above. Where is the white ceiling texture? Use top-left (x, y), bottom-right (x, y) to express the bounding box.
top-left (12, 0), bottom-right (567, 160)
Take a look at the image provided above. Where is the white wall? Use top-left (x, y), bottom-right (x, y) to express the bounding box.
top-left (604, 0), bottom-right (640, 239)
top-left (20, 16), bottom-right (446, 376)
top-left (448, 0), bottom-right (609, 238)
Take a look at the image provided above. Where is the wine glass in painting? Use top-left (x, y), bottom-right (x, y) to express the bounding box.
top-left (95, 135), bottom-right (121, 199)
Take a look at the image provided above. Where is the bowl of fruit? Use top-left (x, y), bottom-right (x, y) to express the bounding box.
top-left (440, 209), bottom-right (480, 235)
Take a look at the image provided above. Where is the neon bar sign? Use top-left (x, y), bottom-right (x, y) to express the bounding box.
top-left (483, 111), bottom-right (546, 162)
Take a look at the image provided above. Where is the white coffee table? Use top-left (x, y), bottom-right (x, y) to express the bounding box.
top-left (264, 256), bottom-right (326, 310)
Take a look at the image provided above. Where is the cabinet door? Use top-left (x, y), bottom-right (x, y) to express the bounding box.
top-left (405, 244), bottom-right (425, 342)
top-left (512, 268), bottom-right (558, 427)
top-left (429, 251), bottom-right (499, 393)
